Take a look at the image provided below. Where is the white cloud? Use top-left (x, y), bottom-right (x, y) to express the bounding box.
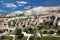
top-left (17, 1), bottom-right (27, 6)
top-left (3, 3), bottom-right (17, 9)
top-left (17, 1), bottom-right (27, 4)
top-left (19, 4), bottom-right (24, 6)
top-left (24, 6), bottom-right (31, 9)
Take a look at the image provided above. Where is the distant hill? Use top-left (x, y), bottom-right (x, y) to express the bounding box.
top-left (0, 6), bottom-right (60, 17)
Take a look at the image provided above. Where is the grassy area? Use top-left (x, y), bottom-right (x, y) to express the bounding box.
top-left (0, 36), bottom-right (13, 40)
top-left (15, 36), bottom-right (27, 40)
top-left (0, 36), bottom-right (27, 40)
top-left (29, 36), bottom-right (60, 40)
top-left (0, 36), bottom-right (60, 40)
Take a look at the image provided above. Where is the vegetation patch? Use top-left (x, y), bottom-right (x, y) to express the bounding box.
top-left (15, 36), bottom-right (27, 40)
top-left (29, 36), bottom-right (60, 40)
top-left (0, 36), bottom-right (13, 40)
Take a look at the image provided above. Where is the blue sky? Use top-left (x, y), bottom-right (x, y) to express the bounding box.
top-left (0, 0), bottom-right (60, 13)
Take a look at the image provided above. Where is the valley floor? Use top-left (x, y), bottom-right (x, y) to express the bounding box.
top-left (0, 35), bottom-right (60, 40)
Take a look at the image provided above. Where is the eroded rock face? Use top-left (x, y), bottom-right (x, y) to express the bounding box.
top-left (0, 6), bottom-right (60, 35)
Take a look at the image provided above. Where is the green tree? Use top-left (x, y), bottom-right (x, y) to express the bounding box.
top-left (57, 30), bottom-right (60, 34)
top-left (17, 35), bottom-right (24, 39)
top-left (50, 31), bottom-right (54, 34)
top-left (15, 28), bottom-right (24, 39)
top-left (15, 29), bottom-right (22, 35)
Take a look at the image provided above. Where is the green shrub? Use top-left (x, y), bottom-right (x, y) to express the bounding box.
top-left (15, 29), bottom-right (22, 35)
top-left (24, 28), bottom-right (35, 34)
top-left (57, 30), bottom-right (60, 34)
top-left (50, 31), bottom-right (54, 34)
top-left (43, 31), bottom-right (48, 34)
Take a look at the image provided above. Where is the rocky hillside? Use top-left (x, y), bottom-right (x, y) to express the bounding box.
top-left (1, 6), bottom-right (60, 17)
